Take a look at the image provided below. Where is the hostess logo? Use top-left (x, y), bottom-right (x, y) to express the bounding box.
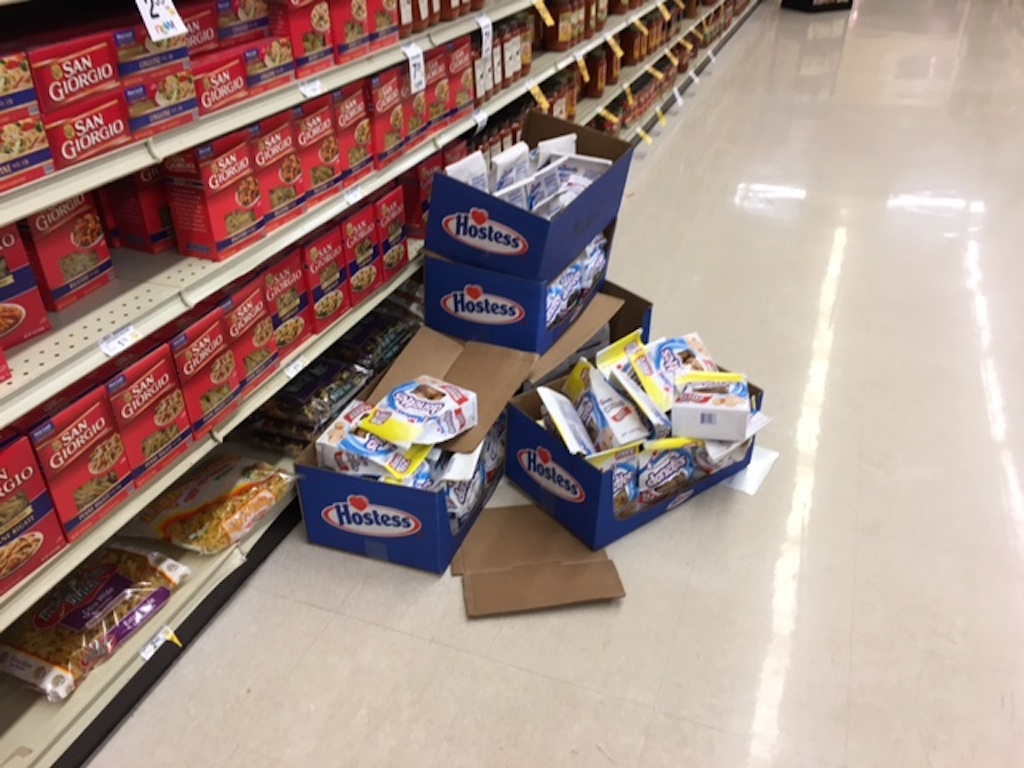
top-left (517, 447), bottom-right (585, 503)
top-left (441, 208), bottom-right (528, 256)
top-left (321, 495), bottom-right (422, 538)
top-left (440, 284), bottom-right (525, 325)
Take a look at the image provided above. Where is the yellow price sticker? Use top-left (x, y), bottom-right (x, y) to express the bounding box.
top-left (637, 127), bottom-right (653, 145)
top-left (624, 83), bottom-right (635, 105)
top-left (632, 18), bottom-right (649, 35)
top-left (645, 65), bottom-right (665, 81)
top-left (575, 54), bottom-right (590, 83)
top-left (672, 0), bottom-right (685, 8)
top-left (681, 38), bottom-right (694, 51)
top-left (605, 34), bottom-right (624, 58)
top-left (533, 0), bottom-right (555, 27)
top-left (657, 2), bottom-right (671, 20)
top-left (666, 50), bottom-right (679, 66)
top-left (528, 81), bottom-right (550, 110)
top-left (693, 28), bottom-right (704, 41)
top-left (656, 106), bottom-right (667, 126)
top-left (598, 107), bottom-right (620, 124)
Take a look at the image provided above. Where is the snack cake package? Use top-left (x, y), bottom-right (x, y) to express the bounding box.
top-left (672, 371), bottom-right (751, 442)
top-left (360, 376), bottom-right (478, 446)
top-left (564, 358), bottom-right (648, 451)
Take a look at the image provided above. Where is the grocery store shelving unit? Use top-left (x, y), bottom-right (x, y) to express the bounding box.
top-left (0, 0), bottom-right (762, 763)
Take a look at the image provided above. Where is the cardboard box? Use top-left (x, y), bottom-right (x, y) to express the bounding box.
top-left (269, 0), bottom-right (335, 76)
top-left (341, 203), bottom-right (381, 305)
top-left (331, 81), bottom-right (375, 187)
top-left (20, 194), bottom-right (114, 311)
top-left (28, 33), bottom-right (120, 113)
top-left (329, 0), bottom-right (370, 64)
top-left (103, 344), bottom-right (194, 487)
top-left (106, 167), bottom-right (176, 254)
top-left (122, 62), bottom-right (199, 139)
top-left (0, 224), bottom-right (52, 351)
top-left (365, 65), bottom-right (405, 168)
top-left (0, 107), bottom-right (54, 194)
top-left (296, 96), bottom-right (342, 201)
top-left (234, 35), bottom-right (297, 94)
top-left (302, 224), bottom-right (350, 332)
top-left (216, 0), bottom-right (271, 43)
top-left (297, 327), bottom-right (537, 572)
top-left (251, 110), bottom-right (307, 230)
top-left (182, 3), bottom-right (221, 54)
top-left (374, 186), bottom-right (408, 282)
top-left (112, 23), bottom-right (190, 78)
top-left (43, 91), bottom-right (132, 170)
top-left (27, 383), bottom-right (135, 541)
top-left (262, 248), bottom-right (313, 355)
top-left (0, 51), bottom-right (40, 115)
top-left (220, 278), bottom-right (279, 394)
top-left (422, 236), bottom-right (610, 354)
top-left (425, 112), bottom-right (633, 281)
top-left (193, 48), bottom-right (251, 116)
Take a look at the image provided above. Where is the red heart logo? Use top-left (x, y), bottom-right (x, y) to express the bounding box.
top-left (537, 447), bottom-right (551, 464)
top-left (470, 208), bottom-right (487, 225)
top-left (465, 284), bottom-right (483, 300)
top-left (348, 495), bottom-right (369, 512)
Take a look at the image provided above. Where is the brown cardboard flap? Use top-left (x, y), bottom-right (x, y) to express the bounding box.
top-left (522, 110), bottom-right (632, 164)
top-left (529, 293), bottom-right (625, 384)
top-left (453, 503), bottom-right (625, 617)
top-left (368, 327), bottom-right (466, 402)
top-left (601, 282), bottom-right (653, 340)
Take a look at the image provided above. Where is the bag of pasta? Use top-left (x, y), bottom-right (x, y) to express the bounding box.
top-left (128, 455), bottom-right (295, 554)
top-left (0, 544), bottom-right (190, 701)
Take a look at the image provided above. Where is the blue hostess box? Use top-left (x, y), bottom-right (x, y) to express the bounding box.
top-left (424, 112), bottom-right (634, 281)
top-left (298, 327), bottom-right (537, 572)
top-left (506, 384), bottom-right (763, 550)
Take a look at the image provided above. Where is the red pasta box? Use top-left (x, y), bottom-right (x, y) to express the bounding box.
top-left (43, 91), bottom-right (131, 171)
top-left (251, 110), bottom-right (306, 230)
top-left (0, 436), bottom-right (66, 597)
top-left (400, 150), bottom-right (441, 238)
top-left (448, 36), bottom-right (474, 116)
top-left (262, 248), bottom-right (312, 355)
top-left (367, 0), bottom-right (399, 51)
top-left (341, 204), bottom-right (380, 304)
top-left (0, 51), bottom-right (40, 114)
top-left (403, 66), bottom-right (427, 146)
top-left (302, 224), bottom-right (349, 332)
top-left (107, 167), bottom-right (175, 254)
top-left (103, 344), bottom-right (193, 488)
top-left (231, 35), bottom-right (295, 95)
top-left (0, 224), bottom-right (51, 351)
top-left (0, 347), bottom-right (9, 383)
top-left (93, 184), bottom-right (120, 248)
top-left (424, 44), bottom-right (451, 131)
top-left (217, 0), bottom-right (271, 43)
top-left (296, 97), bottom-right (341, 201)
top-left (163, 129), bottom-right (265, 260)
top-left (27, 384), bottom-right (135, 541)
top-left (183, 2), bottom-right (221, 54)
top-left (269, 0), bottom-right (335, 76)
top-left (0, 107), bottom-right (54, 194)
top-left (168, 305), bottom-right (242, 437)
top-left (365, 65), bottom-right (404, 168)
top-left (193, 48), bottom-right (250, 116)
top-left (123, 62), bottom-right (199, 139)
top-left (220, 277), bottom-right (278, 394)
top-left (332, 81), bottom-right (374, 187)
top-left (374, 185), bottom-right (407, 281)
top-left (112, 23), bottom-right (189, 78)
top-left (442, 137), bottom-right (467, 165)
top-left (329, 0), bottom-right (369, 64)
top-left (28, 33), bottom-right (120, 114)
top-left (20, 194), bottom-right (113, 311)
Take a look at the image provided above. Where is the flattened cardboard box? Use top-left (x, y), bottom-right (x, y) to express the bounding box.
top-left (452, 503), bottom-right (625, 618)
top-left (297, 327), bottom-right (536, 573)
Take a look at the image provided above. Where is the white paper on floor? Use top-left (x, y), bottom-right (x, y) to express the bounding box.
top-left (724, 446), bottom-right (779, 495)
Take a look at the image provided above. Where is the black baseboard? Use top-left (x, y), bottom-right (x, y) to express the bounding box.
top-left (781, 0), bottom-right (853, 12)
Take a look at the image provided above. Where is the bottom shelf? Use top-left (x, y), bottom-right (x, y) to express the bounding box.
top-left (0, 486), bottom-right (299, 768)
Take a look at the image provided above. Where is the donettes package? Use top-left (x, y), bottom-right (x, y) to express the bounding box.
top-left (0, 224), bottom-right (52, 351)
top-left (262, 248), bottom-right (312, 355)
top-left (341, 204), bottom-right (381, 305)
top-left (302, 225), bottom-right (350, 332)
top-left (42, 92), bottom-right (131, 171)
top-left (106, 167), bottom-right (175, 254)
top-left (19, 194), bottom-right (114, 311)
top-left (27, 33), bottom-right (120, 113)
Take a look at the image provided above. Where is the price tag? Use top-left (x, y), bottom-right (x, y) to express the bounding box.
top-left (672, 0), bottom-right (684, 9)
top-left (99, 324), bottom-right (142, 357)
top-left (657, 3), bottom-right (671, 21)
top-left (285, 356), bottom-right (308, 379)
top-left (598, 108), bottom-right (620, 124)
top-left (140, 625), bottom-right (183, 661)
top-left (656, 106), bottom-right (666, 126)
top-left (673, 86), bottom-right (683, 107)
top-left (623, 83), bottom-right (635, 105)
top-left (709, 50), bottom-right (716, 63)
top-left (574, 52), bottom-right (590, 83)
top-left (693, 28), bottom-right (704, 41)
top-left (533, 0), bottom-right (555, 27)
top-left (636, 127), bottom-right (653, 145)
top-left (344, 185), bottom-right (365, 206)
top-left (605, 33), bottom-right (624, 59)
top-left (689, 70), bottom-right (700, 85)
top-left (632, 18), bottom-right (649, 35)
top-left (477, 14), bottom-right (493, 55)
top-left (402, 43), bottom-right (426, 94)
top-left (666, 50), bottom-right (679, 66)
top-left (645, 65), bottom-right (664, 81)
top-left (527, 80), bottom-right (550, 110)
top-left (472, 109), bottom-right (488, 133)
top-left (681, 38), bottom-right (694, 51)
top-left (298, 78), bottom-right (325, 99)
top-left (135, 0), bottom-right (188, 43)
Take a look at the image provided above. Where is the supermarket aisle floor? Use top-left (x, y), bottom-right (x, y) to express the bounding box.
top-left (91, 1), bottom-right (1024, 766)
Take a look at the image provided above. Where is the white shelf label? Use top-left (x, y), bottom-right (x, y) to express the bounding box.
top-left (673, 87), bottom-right (683, 107)
top-left (135, 0), bottom-right (188, 43)
top-left (709, 50), bottom-right (716, 63)
top-left (689, 70), bottom-right (700, 85)
top-left (344, 185), bottom-right (365, 206)
top-left (140, 625), bottom-right (182, 661)
top-left (472, 109), bottom-right (488, 133)
top-left (99, 324), bottom-right (142, 357)
top-left (403, 43), bottom-right (426, 94)
top-left (477, 14), bottom-right (494, 55)
top-left (299, 79), bottom-right (325, 99)
top-left (285, 356), bottom-right (308, 379)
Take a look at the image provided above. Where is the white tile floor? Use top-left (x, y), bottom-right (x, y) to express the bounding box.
top-left (90, 1), bottom-right (1024, 765)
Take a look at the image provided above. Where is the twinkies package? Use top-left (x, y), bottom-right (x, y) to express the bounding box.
top-left (563, 359), bottom-right (647, 452)
top-left (360, 376), bottom-right (478, 446)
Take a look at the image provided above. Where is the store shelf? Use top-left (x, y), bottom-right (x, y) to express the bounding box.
top-left (0, 489), bottom-right (293, 768)
top-left (0, 254), bottom-right (421, 634)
